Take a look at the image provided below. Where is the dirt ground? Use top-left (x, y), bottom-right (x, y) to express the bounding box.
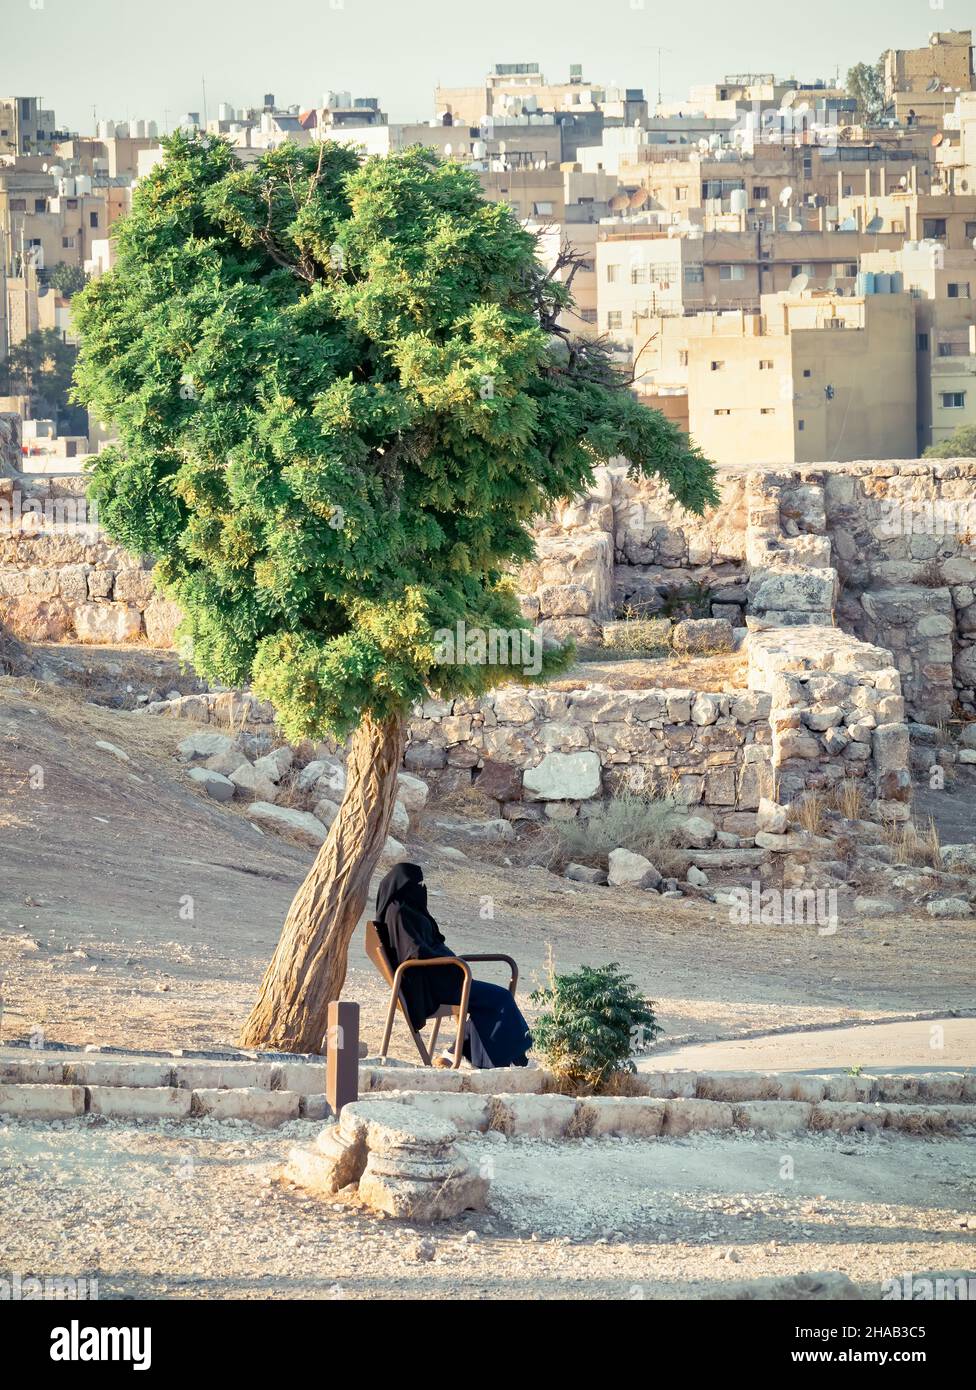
top-left (2, 663), bottom-right (975, 1301)
top-left (0, 1115), bottom-right (973, 1300)
top-left (1, 670), bottom-right (973, 1060)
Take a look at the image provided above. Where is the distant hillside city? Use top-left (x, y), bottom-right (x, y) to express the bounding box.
top-left (2, 27), bottom-right (976, 470)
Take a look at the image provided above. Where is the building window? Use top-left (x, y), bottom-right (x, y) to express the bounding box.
top-left (759, 359), bottom-right (774, 370)
top-left (684, 264), bottom-right (704, 283)
top-left (966, 221), bottom-right (976, 240)
top-left (948, 283), bottom-right (971, 299)
top-left (630, 265), bottom-right (648, 283)
top-left (61, 235), bottom-right (75, 248)
top-left (713, 408), bottom-right (730, 415)
top-left (578, 308), bottom-right (597, 323)
top-left (678, 350), bottom-right (689, 366)
top-left (802, 368), bottom-right (812, 377)
top-left (719, 264), bottom-right (745, 281)
top-left (791, 263), bottom-right (815, 278)
top-left (607, 311), bottom-right (623, 329)
top-left (891, 220), bottom-right (905, 234)
top-left (760, 407), bottom-right (775, 415)
top-left (917, 333), bottom-right (929, 350)
top-left (938, 342), bottom-right (955, 357)
top-left (941, 392), bottom-right (966, 408)
top-left (606, 264), bottom-right (620, 283)
top-left (9, 197), bottom-right (26, 211)
top-left (923, 218), bottom-right (947, 240)
top-left (833, 263), bottom-right (858, 278)
top-left (89, 211), bottom-right (99, 228)
top-left (66, 198), bottom-right (78, 209)
top-left (798, 419), bottom-right (805, 430)
top-left (533, 201), bottom-right (553, 216)
top-left (675, 186), bottom-right (686, 201)
top-left (710, 360), bottom-right (725, 371)
top-left (34, 197), bottom-right (46, 212)
top-left (753, 185), bottom-right (769, 201)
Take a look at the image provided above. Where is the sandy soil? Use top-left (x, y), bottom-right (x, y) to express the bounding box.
top-left (2, 664), bottom-right (975, 1301)
top-left (1, 670), bottom-right (973, 1061)
top-left (1, 1114), bottom-right (973, 1300)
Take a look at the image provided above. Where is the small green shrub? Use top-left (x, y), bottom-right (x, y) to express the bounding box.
top-left (530, 962), bottom-right (662, 1090)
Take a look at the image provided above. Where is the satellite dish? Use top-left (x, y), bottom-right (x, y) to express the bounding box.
top-left (609, 192), bottom-right (630, 213)
top-left (443, 142), bottom-right (452, 156)
top-left (794, 102), bottom-right (810, 116)
top-left (779, 186), bottom-right (793, 206)
top-left (865, 215), bottom-right (883, 232)
top-left (926, 77), bottom-right (940, 92)
top-left (780, 90), bottom-right (797, 109)
top-left (628, 187), bottom-right (649, 209)
top-left (786, 219), bottom-right (803, 231)
top-left (899, 175), bottom-right (908, 186)
top-left (788, 273), bottom-right (809, 293)
top-left (838, 216), bottom-right (857, 230)
top-left (826, 275), bottom-right (837, 291)
top-left (932, 132), bottom-right (944, 146)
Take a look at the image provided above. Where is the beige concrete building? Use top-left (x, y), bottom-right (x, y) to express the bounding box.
top-left (861, 240), bottom-right (976, 450)
top-left (884, 30), bottom-right (973, 127)
top-left (0, 97), bottom-right (63, 158)
top-left (436, 63), bottom-right (646, 129)
top-left (837, 187), bottom-right (976, 248)
top-left (682, 290), bottom-right (916, 464)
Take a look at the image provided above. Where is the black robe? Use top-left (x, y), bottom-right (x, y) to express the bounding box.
top-left (375, 863), bottom-right (459, 1030)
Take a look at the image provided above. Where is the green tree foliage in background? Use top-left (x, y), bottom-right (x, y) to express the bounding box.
top-left (73, 133), bottom-right (717, 1050)
top-left (3, 328), bottom-right (78, 424)
top-left (47, 262), bottom-right (88, 298)
top-left (924, 424), bottom-right (976, 458)
top-left (845, 58), bottom-right (888, 124)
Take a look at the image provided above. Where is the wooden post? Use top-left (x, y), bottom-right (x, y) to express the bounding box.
top-left (326, 1000), bottom-right (359, 1117)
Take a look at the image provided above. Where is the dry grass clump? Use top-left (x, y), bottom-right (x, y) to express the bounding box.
top-left (549, 792), bottom-right (686, 876)
top-left (883, 815), bottom-right (942, 869)
top-left (788, 791), bottom-right (827, 835)
top-left (552, 650), bottom-right (747, 692)
top-left (826, 776), bottom-right (867, 822)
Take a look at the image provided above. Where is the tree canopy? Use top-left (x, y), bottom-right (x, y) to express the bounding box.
top-left (845, 59), bottom-right (887, 125)
top-left (4, 327), bottom-right (78, 424)
top-left (924, 424), bottom-right (976, 458)
top-left (73, 134), bottom-right (717, 743)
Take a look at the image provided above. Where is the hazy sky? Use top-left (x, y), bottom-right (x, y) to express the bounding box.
top-left (0, 0), bottom-right (967, 134)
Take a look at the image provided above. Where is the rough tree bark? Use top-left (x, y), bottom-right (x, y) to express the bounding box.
top-left (239, 710), bottom-right (406, 1053)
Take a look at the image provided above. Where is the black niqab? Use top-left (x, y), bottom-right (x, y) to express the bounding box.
top-left (374, 862), bottom-right (455, 1029)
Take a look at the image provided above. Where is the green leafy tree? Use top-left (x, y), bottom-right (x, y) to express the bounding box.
top-left (845, 58), bottom-right (887, 125)
top-left (47, 262), bottom-right (88, 298)
top-left (924, 424), bottom-right (976, 458)
top-left (72, 133), bottom-right (717, 1052)
top-left (530, 962), bottom-right (662, 1090)
top-left (4, 328), bottom-right (78, 423)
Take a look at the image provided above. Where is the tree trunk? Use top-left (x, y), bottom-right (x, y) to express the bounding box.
top-left (239, 710), bottom-right (406, 1053)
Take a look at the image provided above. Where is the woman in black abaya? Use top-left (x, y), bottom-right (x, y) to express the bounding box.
top-left (375, 862), bottom-right (532, 1068)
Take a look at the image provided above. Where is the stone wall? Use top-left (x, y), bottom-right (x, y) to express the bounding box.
top-left (0, 474), bottom-right (180, 646)
top-left (403, 683), bottom-right (773, 831)
top-left (523, 459), bottom-right (975, 724)
top-left (748, 626), bottom-right (909, 821)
